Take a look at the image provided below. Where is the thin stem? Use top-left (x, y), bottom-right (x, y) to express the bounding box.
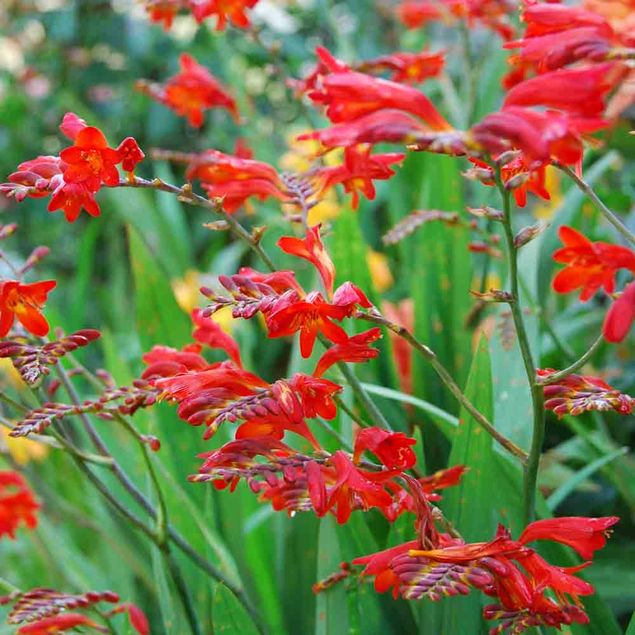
top-left (117, 177), bottom-right (276, 270)
top-left (495, 171), bottom-right (545, 524)
top-left (0, 391), bottom-right (29, 413)
top-left (558, 163), bottom-right (635, 246)
top-left (356, 310), bottom-right (528, 463)
top-left (160, 545), bottom-right (203, 635)
top-left (536, 334), bottom-right (604, 386)
top-left (0, 576), bottom-right (20, 595)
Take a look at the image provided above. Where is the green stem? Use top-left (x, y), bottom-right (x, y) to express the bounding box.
top-left (0, 576), bottom-right (20, 595)
top-left (356, 311), bottom-right (528, 463)
top-left (496, 172), bottom-right (545, 524)
top-left (558, 163), bottom-right (635, 246)
top-left (160, 545), bottom-right (203, 635)
top-left (536, 334), bottom-right (604, 386)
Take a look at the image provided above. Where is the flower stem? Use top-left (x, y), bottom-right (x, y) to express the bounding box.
top-left (0, 576), bottom-right (20, 595)
top-left (536, 334), bottom-right (604, 386)
top-left (495, 172), bottom-right (545, 524)
top-left (356, 310), bottom-right (528, 463)
top-left (558, 163), bottom-right (635, 246)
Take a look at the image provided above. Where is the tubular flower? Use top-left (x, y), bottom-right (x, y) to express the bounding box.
top-left (503, 63), bottom-right (625, 119)
top-left (603, 280), bottom-right (635, 343)
top-left (116, 137), bottom-right (145, 173)
top-left (48, 182), bottom-right (100, 222)
top-left (186, 148), bottom-right (286, 212)
top-left (278, 225), bottom-right (336, 296)
top-left (538, 369), bottom-right (634, 417)
top-left (316, 145), bottom-right (405, 209)
top-left (0, 156), bottom-right (64, 203)
top-left (298, 109), bottom-right (429, 150)
top-left (0, 280), bottom-right (56, 337)
top-left (144, 0), bottom-right (183, 29)
top-left (468, 106), bottom-right (606, 167)
top-left (189, 0), bottom-right (259, 30)
top-left (551, 226), bottom-right (635, 301)
top-left (307, 68), bottom-right (451, 130)
top-left (519, 516), bottom-right (619, 560)
top-left (0, 471), bottom-right (39, 539)
top-left (137, 53), bottom-right (238, 127)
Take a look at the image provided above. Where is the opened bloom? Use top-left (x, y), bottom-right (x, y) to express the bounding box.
top-left (137, 53), bottom-right (238, 127)
top-left (0, 280), bottom-right (56, 337)
top-left (0, 470), bottom-right (39, 539)
top-left (552, 226), bottom-right (635, 300)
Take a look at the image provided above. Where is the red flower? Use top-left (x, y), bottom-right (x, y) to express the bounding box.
top-left (519, 516), bottom-right (619, 560)
top-left (298, 109), bottom-right (427, 151)
top-left (552, 226), bottom-right (635, 301)
top-left (0, 279), bottom-right (56, 337)
top-left (142, 344), bottom-right (209, 379)
top-left (313, 328), bottom-right (382, 377)
top-left (16, 613), bottom-right (106, 634)
top-left (469, 106), bottom-right (606, 166)
top-left (359, 50), bottom-right (445, 84)
top-left (186, 148), bottom-right (284, 212)
top-left (308, 450), bottom-right (395, 524)
top-left (59, 126), bottom-right (121, 191)
top-left (107, 603), bottom-right (150, 635)
top-left (308, 69), bottom-right (451, 131)
top-left (266, 291), bottom-right (350, 358)
top-left (503, 63), bottom-right (624, 118)
top-left (278, 225), bottom-right (336, 296)
top-left (418, 465), bottom-right (467, 497)
top-left (143, 53), bottom-right (238, 127)
top-left (353, 427), bottom-right (417, 469)
top-left (466, 156), bottom-right (550, 207)
top-left (190, 0), bottom-right (259, 30)
top-left (603, 280), bottom-right (635, 342)
top-left (116, 137), bottom-right (145, 173)
top-left (144, 0), bottom-right (183, 29)
top-left (48, 181), bottom-right (100, 222)
top-left (0, 471), bottom-right (39, 539)
top-left (317, 145), bottom-right (405, 209)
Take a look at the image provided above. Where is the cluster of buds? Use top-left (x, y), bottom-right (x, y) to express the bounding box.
top-left (0, 329), bottom-right (100, 385)
top-left (0, 113), bottom-right (144, 222)
top-left (9, 379), bottom-right (159, 438)
top-left (538, 369), bottom-right (634, 418)
top-left (3, 587), bottom-right (149, 635)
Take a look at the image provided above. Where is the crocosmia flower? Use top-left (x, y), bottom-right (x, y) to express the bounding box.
top-left (137, 53), bottom-right (238, 127)
top-left (59, 126), bottom-right (121, 191)
top-left (16, 613), bottom-right (106, 634)
top-left (552, 226), bottom-right (635, 301)
top-left (0, 470), bottom-right (39, 539)
top-left (0, 279), bottom-right (56, 337)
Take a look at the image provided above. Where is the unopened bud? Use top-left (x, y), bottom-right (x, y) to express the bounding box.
top-left (466, 206), bottom-right (504, 222)
top-left (141, 434), bottom-right (161, 452)
top-left (504, 172), bottom-right (530, 191)
top-left (470, 289), bottom-right (513, 303)
top-left (494, 150), bottom-right (521, 167)
top-left (203, 220), bottom-right (230, 231)
top-left (514, 222), bottom-right (548, 248)
top-left (0, 224), bottom-right (18, 239)
top-left (251, 225), bottom-right (267, 244)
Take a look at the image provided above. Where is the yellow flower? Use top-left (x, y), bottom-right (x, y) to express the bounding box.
top-left (0, 426), bottom-right (49, 465)
top-left (172, 269), bottom-right (201, 314)
top-left (366, 249), bottom-right (393, 293)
